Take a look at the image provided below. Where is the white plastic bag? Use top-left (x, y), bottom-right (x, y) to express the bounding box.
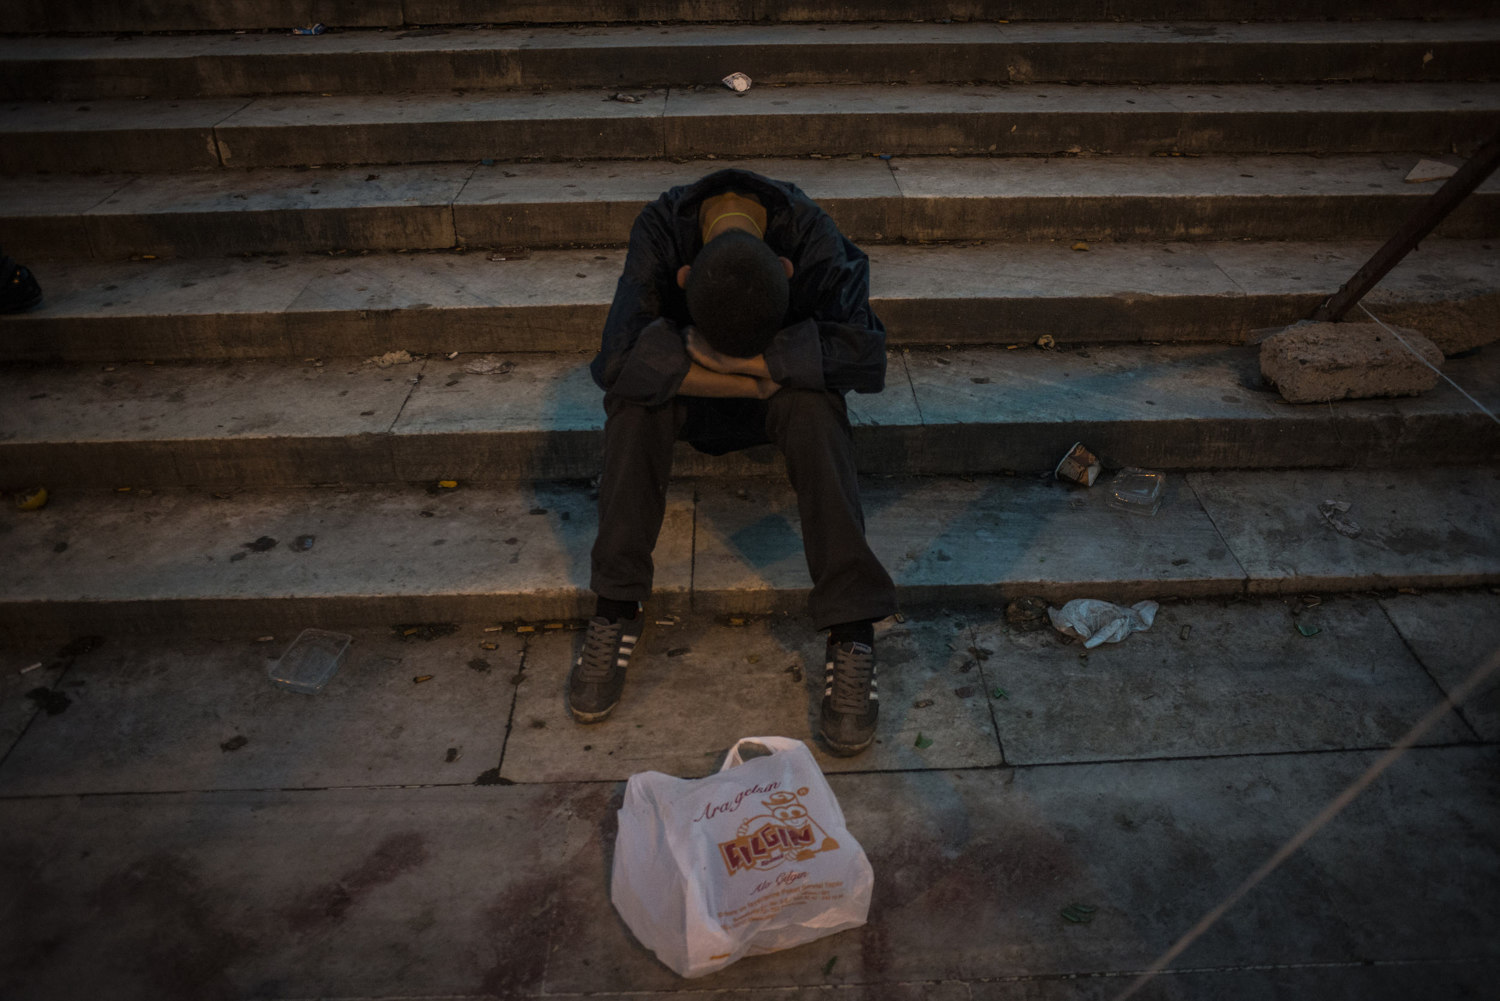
top-left (1048, 598), bottom-right (1159, 648)
top-left (610, 735), bottom-right (873, 978)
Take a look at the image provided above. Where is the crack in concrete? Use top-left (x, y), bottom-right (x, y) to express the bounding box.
top-left (1182, 472), bottom-right (1252, 595)
top-left (207, 97), bottom-right (256, 169)
top-left (386, 357), bottom-right (428, 436)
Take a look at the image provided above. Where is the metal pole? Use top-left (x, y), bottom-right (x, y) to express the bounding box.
top-left (1311, 129), bottom-right (1500, 323)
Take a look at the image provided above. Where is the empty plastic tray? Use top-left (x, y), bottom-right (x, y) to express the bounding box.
top-left (1108, 468), bottom-right (1165, 516)
top-left (268, 629), bottom-right (350, 693)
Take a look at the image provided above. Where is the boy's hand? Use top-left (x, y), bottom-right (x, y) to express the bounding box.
top-left (686, 326), bottom-right (748, 376)
top-left (753, 376), bottom-right (782, 400)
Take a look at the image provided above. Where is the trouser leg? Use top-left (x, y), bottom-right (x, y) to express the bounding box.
top-left (765, 389), bottom-right (897, 631)
top-left (590, 396), bottom-right (682, 602)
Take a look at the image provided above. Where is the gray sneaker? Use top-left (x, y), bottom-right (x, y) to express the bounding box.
top-left (819, 640), bottom-right (878, 756)
top-left (567, 616), bottom-right (641, 723)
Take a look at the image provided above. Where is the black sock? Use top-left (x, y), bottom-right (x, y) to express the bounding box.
top-left (828, 620), bottom-right (875, 647)
top-left (595, 596), bottom-right (639, 622)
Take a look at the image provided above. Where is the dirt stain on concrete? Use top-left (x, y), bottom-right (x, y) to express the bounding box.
top-left (283, 831), bottom-right (429, 932)
top-left (477, 872), bottom-right (559, 996)
top-left (88, 852), bottom-right (250, 1001)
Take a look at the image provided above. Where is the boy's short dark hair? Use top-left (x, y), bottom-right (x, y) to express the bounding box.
top-left (684, 228), bottom-right (789, 358)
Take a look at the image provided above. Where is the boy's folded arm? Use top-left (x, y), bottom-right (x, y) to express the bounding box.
top-left (679, 363), bottom-right (778, 399)
top-left (602, 317), bottom-right (692, 406)
top-left (685, 326), bottom-right (774, 380)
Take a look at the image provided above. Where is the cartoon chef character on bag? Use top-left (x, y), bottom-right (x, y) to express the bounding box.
top-left (719, 787), bottom-right (841, 874)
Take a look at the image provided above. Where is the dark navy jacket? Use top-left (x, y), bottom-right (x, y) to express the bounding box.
top-left (589, 169), bottom-right (887, 407)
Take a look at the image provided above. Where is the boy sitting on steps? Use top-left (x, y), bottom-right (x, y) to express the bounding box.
top-left (574, 168), bottom-right (897, 757)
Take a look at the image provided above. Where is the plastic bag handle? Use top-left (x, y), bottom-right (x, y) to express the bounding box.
top-left (721, 735), bottom-right (807, 771)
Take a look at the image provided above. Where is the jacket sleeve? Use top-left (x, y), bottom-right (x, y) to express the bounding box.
top-left (766, 203), bottom-right (887, 395)
top-left (589, 198), bottom-right (692, 406)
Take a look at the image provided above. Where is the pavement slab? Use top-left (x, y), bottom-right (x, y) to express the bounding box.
top-left (975, 595), bottom-right (1472, 765)
top-left (1380, 589), bottom-right (1500, 741)
top-left (0, 651), bottom-right (66, 762)
top-left (0, 627), bottom-right (524, 796)
top-left (1187, 467), bottom-right (1500, 593)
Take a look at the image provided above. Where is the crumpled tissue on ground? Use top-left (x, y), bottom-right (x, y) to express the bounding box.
top-left (1047, 599), bottom-right (1159, 649)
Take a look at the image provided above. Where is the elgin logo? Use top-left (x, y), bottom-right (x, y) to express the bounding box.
top-left (718, 788), bottom-right (839, 875)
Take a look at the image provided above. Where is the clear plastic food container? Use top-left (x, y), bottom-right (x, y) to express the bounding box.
top-left (1108, 468), bottom-right (1165, 516)
top-left (267, 629), bottom-right (351, 693)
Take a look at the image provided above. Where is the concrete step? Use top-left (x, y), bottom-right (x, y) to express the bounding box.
top-left (4, 342), bottom-right (1497, 491)
top-left (1, 465), bottom-right (1495, 641)
top-left (8, 155), bottom-right (1499, 262)
top-left (16, 1), bottom-right (1499, 33)
top-left (3, 239), bottom-right (1495, 363)
top-left (7, 82), bottom-right (1499, 173)
top-left (7, 22), bottom-right (1498, 101)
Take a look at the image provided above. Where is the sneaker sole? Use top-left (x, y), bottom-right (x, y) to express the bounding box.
top-left (568, 699), bottom-right (620, 724)
top-left (820, 728), bottom-right (876, 757)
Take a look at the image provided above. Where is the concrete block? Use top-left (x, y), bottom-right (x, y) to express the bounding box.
top-left (1260, 321), bottom-right (1442, 403)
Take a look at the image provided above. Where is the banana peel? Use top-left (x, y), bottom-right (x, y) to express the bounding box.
top-left (14, 487), bottom-right (48, 511)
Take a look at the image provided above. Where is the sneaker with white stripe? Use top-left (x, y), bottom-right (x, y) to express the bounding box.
top-left (820, 639), bottom-right (878, 756)
top-left (568, 615), bottom-right (641, 723)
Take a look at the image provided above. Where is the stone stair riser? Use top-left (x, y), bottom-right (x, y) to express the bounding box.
top-left (8, 39), bottom-right (1495, 101)
top-left (10, 106), bottom-right (1496, 174)
top-left (12, 194), bottom-right (1498, 262)
top-left (6, 412), bottom-right (1498, 491)
top-left (13, 289), bottom-right (1500, 363)
top-left (20, 1), bottom-right (1499, 33)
